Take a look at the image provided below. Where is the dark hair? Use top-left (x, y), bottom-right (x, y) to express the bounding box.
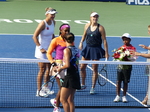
top-left (64, 32), bottom-right (75, 43)
top-left (59, 24), bottom-right (70, 35)
top-left (122, 37), bottom-right (131, 41)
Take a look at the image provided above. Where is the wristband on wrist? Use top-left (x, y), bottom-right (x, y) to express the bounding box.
top-left (51, 62), bottom-right (57, 67)
top-left (38, 46), bottom-right (43, 50)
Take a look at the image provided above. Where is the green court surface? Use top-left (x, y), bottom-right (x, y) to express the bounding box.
top-left (0, 0), bottom-right (149, 36)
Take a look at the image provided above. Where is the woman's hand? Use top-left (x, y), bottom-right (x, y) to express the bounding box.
top-left (40, 49), bottom-right (47, 53)
top-left (139, 44), bottom-right (148, 49)
top-left (78, 42), bottom-right (83, 50)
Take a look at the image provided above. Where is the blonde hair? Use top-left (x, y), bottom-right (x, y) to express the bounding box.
top-left (45, 7), bottom-right (53, 12)
top-left (89, 12), bottom-right (93, 25)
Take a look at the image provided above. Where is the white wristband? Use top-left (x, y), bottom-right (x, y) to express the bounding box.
top-left (38, 46), bottom-right (43, 50)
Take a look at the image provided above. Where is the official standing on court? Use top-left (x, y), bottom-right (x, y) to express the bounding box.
top-left (135, 25), bottom-right (150, 105)
top-left (78, 12), bottom-right (109, 94)
top-left (32, 7), bottom-right (57, 97)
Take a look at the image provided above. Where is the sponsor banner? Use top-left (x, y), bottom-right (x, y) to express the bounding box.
top-left (62, 0), bottom-right (125, 1)
top-left (127, 0), bottom-right (150, 5)
top-left (80, 0), bottom-right (125, 1)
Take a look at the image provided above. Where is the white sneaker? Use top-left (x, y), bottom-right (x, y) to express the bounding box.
top-left (122, 96), bottom-right (128, 103)
top-left (53, 107), bottom-right (61, 112)
top-left (43, 86), bottom-right (54, 95)
top-left (90, 88), bottom-right (95, 94)
top-left (76, 85), bottom-right (87, 91)
top-left (113, 95), bottom-right (120, 102)
top-left (36, 90), bottom-right (48, 97)
top-left (81, 85), bottom-right (87, 90)
top-left (50, 98), bottom-right (57, 107)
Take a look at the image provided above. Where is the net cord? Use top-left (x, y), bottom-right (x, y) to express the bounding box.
top-left (80, 60), bottom-right (150, 65)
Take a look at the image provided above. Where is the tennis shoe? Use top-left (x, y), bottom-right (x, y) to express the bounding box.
top-left (50, 98), bottom-right (57, 107)
top-left (43, 86), bottom-right (54, 95)
top-left (81, 85), bottom-right (87, 90)
top-left (53, 107), bottom-right (61, 112)
top-left (36, 90), bottom-right (48, 97)
top-left (113, 95), bottom-right (120, 102)
top-left (122, 96), bottom-right (128, 103)
top-left (90, 88), bottom-right (95, 94)
top-left (76, 85), bottom-right (87, 91)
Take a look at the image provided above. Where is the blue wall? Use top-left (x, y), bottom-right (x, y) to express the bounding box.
top-left (61, 0), bottom-right (126, 1)
top-left (81, 0), bottom-right (125, 1)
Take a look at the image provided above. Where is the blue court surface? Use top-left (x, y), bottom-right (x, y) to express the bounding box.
top-left (0, 108), bottom-right (150, 112)
top-left (0, 34), bottom-right (148, 61)
top-left (0, 34), bottom-right (150, 112)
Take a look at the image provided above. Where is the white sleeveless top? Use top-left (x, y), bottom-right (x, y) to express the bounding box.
top-left (35, 20), bottom-right (54, 59)
top-left (147, 45), bottom-right (150, 62)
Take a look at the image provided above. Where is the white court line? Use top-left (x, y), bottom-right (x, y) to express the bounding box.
top-left (87, 65), bottom-right (148, 108)
top-left (0, 34), bottom-right (150, 38)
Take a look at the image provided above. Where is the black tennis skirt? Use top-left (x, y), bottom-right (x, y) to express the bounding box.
top-left (62, 74), bottom-right (81, 90)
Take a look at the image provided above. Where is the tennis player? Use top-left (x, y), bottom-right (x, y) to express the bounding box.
top-left (57, 32), bottom-right (81, 112)
top-left (47, 24), bottom-right (70, 112)
top-left (78, 12), bottom-right (109, 94)
top-left (32, 7), bottom-right (57, 97)
top-left (113, 33), bottom-right (136, 103)
top-left (135, 25), bottom-right (150, 105)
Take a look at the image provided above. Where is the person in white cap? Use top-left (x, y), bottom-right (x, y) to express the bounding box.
top-left (32, 7), bottom-right (57, 97)
top-left (78, 12), bottom-right (109, 94)
top-left (113, 33), bottom-right (136, 103)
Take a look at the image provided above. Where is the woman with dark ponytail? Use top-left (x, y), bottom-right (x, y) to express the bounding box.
top-left (57, 33), bottom-right (81, 112)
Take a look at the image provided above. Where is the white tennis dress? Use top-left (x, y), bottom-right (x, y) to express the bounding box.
top-left (35, 20), bottom-right (54, 59)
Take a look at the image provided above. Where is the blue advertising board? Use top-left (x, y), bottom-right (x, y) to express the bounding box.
top-left (61, 0), bottom-right (126, 1)
top-left (81, 0), bottom-right (125, 1)
top-left (126, 0), bottom-right (150, 5)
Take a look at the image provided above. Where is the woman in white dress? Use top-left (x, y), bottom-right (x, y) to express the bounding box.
top-left (32, 7), bottom-right (57, 97)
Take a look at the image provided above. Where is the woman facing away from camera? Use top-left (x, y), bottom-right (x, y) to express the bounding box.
top-left (57, 32), bottom-right (81, 112)
top-left (32, 7), bottom-right (57, 97)
top-left (78, 12), bottom-right (109, 94)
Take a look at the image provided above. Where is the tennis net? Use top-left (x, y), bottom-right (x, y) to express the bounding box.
top-left (0, 58), bottom-right (149, 108)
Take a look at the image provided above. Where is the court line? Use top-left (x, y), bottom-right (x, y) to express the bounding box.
top-left (0, 34), bottom-right (149, 38)
top-left (86, 65), bottom-right (148, 108)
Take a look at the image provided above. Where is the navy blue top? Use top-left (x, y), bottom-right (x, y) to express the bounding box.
top-left (86, 24), bottom-right (102, 47)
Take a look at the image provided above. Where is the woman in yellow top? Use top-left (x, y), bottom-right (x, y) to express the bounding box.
top-left (47, 24), bottom-right (70, 112)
